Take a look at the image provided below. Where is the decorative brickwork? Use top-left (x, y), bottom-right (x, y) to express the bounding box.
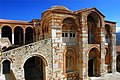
top-left (0, 6), bottom-right (118, 80)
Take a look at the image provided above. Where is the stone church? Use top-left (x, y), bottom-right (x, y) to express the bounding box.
top-left (0, 6), bottom-right (117, 80)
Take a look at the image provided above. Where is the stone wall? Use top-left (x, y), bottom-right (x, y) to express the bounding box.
top-left (0, 38), bottom-right (53, 80)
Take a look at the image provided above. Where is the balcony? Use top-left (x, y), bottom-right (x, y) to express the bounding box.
top-left (65, 71), bottom-right (80, 80)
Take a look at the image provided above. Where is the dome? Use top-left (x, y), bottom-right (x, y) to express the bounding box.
top-left (50, 5), bottom-right (69, 11)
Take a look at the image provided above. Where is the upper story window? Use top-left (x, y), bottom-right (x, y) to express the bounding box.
top-left (62, 32), bottom-right (75, 38)
top-left (87, 12), bottom-right (101, 44)
top-left (62, 18), bottom-right (77, 45)
top-left (70, 32), bottom-right (75, 37)
top-left (105, 25), bottom-right (111, 44)
top-left (62, 32), bottom-right (68, 37)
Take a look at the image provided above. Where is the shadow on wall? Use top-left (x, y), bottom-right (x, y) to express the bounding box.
top-left (4, 70), bottom-right (16, 80)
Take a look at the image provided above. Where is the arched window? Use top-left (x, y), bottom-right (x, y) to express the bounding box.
top-left (2, 26), bottom-right (12, 43)
top-left (62, 18), bottom-right (77, 45)
top-left (2, 60), bottom-right (10, 74)
top-left (105, 25), bottom-right (111, 44)
top-left (87, 12), bottom-right (101, 44)
top-left (88, 20), bottom-right (94, 43)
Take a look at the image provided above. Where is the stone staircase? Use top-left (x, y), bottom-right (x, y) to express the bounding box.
top-left (0, 38), bottom-right (52, 80)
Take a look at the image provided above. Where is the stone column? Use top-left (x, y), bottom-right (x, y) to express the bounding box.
top-left (12, 33), bottom-right (14, 44)
top-left (23, 32), bottom-right (25, 44)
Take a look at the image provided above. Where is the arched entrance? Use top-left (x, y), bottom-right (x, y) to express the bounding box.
top-left (24, 56), bottom-right (45, 80)
top-left (25, 27), bottom-right (33, 44)
top-left (117, 55), bottom-right (120, 72)
top-left (14, 26), bottom-right (23, 45)
top-left (2, 26), bottom-right (12, 43)
top-left (88, 48), bottom-right (100, 77)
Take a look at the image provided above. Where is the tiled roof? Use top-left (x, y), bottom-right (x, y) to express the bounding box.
top-left (0, 19), bottom-right (30, 24)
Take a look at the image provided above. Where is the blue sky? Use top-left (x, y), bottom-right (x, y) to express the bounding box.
top-left (0, 0), bottom-right (120, 32)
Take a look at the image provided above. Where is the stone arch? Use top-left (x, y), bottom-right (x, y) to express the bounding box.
top-left (87, 11), bottom-right (101, 44)
top-left (1, 26), bottom-right (12, 43)
top-left (14, 26), bottom-right (23, 45)
top-left (14, 25), bottom-right (24, 30)
top-left (25, 27), bottom-right (33, 44)
top-left (62, 17), bottom-right (76, 24)
top-left (88, 45), bottom-right (100, 53)
top-left (23, 54), bottom-right (48, 67)
top-left (63, 48), bottom-right (76, 73)
top-left (1, 24), bottom-right (13, 29)
top-left (23, 55), bottom-right (47, 80)
top-left (87, 11), bottom-right (102, 28)
top-left (25, 26), bottom-right (33, 29)
top-left (88, 47), bottom-right (101, 77)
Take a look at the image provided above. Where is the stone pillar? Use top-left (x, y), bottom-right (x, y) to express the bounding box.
top-left (79, 14), bottom-right (89, 80)
top-left (100, 29), bottom-right (106, 76)
top-left (112, 33), bottom-right (116, 73)
top-left (12, 33), bottom-right (14, 44)
top-left (0, 62), bottom-right (2, 76)
top-left (51, 26), bottom-right (63, 79)
top-left (23, 33), bottom-right (25, 44)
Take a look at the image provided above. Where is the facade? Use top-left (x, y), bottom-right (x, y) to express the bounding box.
top-left (0, 6), bottom-right (117, 80)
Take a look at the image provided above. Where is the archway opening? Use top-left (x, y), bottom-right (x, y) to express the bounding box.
top-left (2, 26), bottom-right (12, 43)
top-left (14, 26), bottom-right (23, 45)
top-left (88, 59), bottom-right (94, 76)
top-left (88, 48), bottom-right (100, 77)
top-left (24, 56), bottom-right (45, 80)
top-left (87, 12), bottom-right (101, 44)
top-left (2, 60), bottom-right (10, 74)
top-left (25, 27), bottom-right (33, 44)
top-left (117, 55), bottom-right (120, 72)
